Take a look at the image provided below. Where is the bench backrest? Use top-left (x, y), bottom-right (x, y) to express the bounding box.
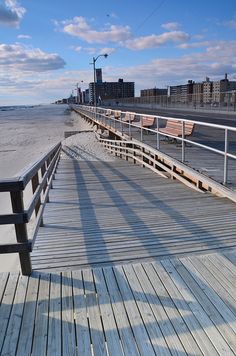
top-left (114, 110), bottom-right (121, 119)
top-left (141, 116), bottom-right (155, 127)
top-left (123, 112), bottom-right (135, 122)
top-left (166, 120), bottom-right (194, 135)
top-left (105, 109), bottom-right (113, 116)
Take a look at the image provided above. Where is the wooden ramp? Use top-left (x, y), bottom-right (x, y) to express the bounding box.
top-left (1, 251), bottom-right (236, 355)
top-left (31, 157), bottom-right (236, 271)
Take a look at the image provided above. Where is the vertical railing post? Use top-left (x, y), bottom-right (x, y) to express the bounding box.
top-left (32, 171), bottom-right (44, 227)
top-left (10, 191), bottom-right (32, 275)
top-left (181, 121), bottom-right (185, 162)
top-left (129, 117), bottom-right (131, 137)
top-left (224, 129), bottom-right (228, 185)
top-left (41, 162), bottom-right (47, 193)
top-left (140, 117), bottom-right (143, 142)
top-left (32, 172), bottom-right (41, 216)
top-left (156, 117), bottom-right (160, 150)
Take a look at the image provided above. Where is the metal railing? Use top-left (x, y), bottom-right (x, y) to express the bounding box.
top-left (0, 142), bottom-right (61, 275)
top-left (75, 105), bottom-right (236, 186)
top-left (102, 92), bottom-right (236, 112)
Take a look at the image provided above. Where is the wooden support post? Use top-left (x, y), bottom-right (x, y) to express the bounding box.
top-left (32, 172), bottom-right (41, 216)
top-left (133, 144), bottom-right (136, 164)
top-left (10, 191), bottom-right (32, 276)
top-left (41, 162), bottom-right (47, 193)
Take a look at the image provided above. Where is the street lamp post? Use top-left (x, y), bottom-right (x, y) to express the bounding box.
top-left (75, 81), bottom-right (84, 105)
top-left (92, 54), bottom-right (108, 108)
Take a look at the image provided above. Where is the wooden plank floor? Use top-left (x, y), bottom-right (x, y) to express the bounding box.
top-left (1, 251), bottom-right (236, 355)
top-left (31, 157), bottom-right (236, 271)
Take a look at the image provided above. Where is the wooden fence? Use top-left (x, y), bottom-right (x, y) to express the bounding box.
top-left (0, 142), bottom-right (61, 275)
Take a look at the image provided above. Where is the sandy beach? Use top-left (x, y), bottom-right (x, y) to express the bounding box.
top-left (0, 104), bottom-right (114, 272)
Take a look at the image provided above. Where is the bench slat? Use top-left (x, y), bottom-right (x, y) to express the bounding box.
top-left (159, 120), bottom-right (194, 138)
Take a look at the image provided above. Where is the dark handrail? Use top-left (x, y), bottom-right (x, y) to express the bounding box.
top-left (0, 141), bottom-right (62, 275)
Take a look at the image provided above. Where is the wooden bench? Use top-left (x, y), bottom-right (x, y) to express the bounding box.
top-left (114, 110), bottom-right (121, 119)
top-left (105, 109), bottom-right (113, 116)
top-left (123, 111), bottom-right (136, 122)
top-left (159, 120), bottom-right (194, 138)
top-left (135, 116), bottom-right (155, 128)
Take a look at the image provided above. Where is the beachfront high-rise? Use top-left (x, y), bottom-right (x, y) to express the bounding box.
top-left (89, 69), bottom-right (134, 104)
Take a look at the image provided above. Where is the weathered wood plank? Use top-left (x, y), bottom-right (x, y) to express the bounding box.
top-left (148, 262), bottom-right (218, 355)
top-left (161, 259), bottom-right (234, 355)
top-left (0, 272), bottom-right (9, 302)
top-left (1, 274), bottom-right (28, 356)
top-left (123, 264), bottom-right (172, 356)
top-left (47, 272), bottom-right (62, 356)
top-left (93, 268), bottom-right (124, 355)
top-left (72, 270), bottom-right (92, 356)
top-left (180, 257), bottom-right (236, 333)
top-left (31, 272), bottom-right (50, 356)
top-left (17, 272), bottom-right (40, 355)
top-left (170, 258), bottom-right (236, 354)
top-left (82, 268), bottom-right (107, 356)
top-left (113, 265), bottom-right (156, 355)
top-left (188, 256), bottom-right (236, 314)
top-left (61, 271), bottom-right (76, 355)
top-left (0, 273), bottom-right (19, 351)
top-left (103, 267), bottom-right (140, 356)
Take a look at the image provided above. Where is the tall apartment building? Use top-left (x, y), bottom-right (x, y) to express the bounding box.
top-left (89, 69), bottom-right (134, 103)
top-left (202, 77), bottom-right (213, 103)
top-left (170, 80), bottom-right (194, 103)
top-left (192, 82), bottom-right (203, 103)
top-left (212, 73), bottom-right (229, 103)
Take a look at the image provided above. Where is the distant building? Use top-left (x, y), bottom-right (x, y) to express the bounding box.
top-left (140, 88), bottom-right (167, 97)
top-left (192, 82), bottom-right (203, 103)
top-left (89, 70), bottom-right (134, 103)
top-left (212, 73), bottom-right (229, 103)
top-left (96, 68), bottom-right (103, 83)
top-left (170, 80), bottom-right (194, 103)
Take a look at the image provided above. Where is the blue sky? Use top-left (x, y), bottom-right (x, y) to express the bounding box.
top-left (1, 0), bottom-right (236, 105)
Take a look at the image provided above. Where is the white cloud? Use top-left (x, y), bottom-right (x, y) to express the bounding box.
top-left (56, 16), bottom-right (190, 51)
top-left (124, 31), bottom-right (190, 50)
top-left (73, 46), bottom-right (82, 52)
top-left (177, 41), bottom-right (210, 49)
top-left (60, 16), bottom-right (131, 43)
top-left (84, 47), bottom-right (97, 54)
top-left (0, 0), bottom-right (26, 27)
top-left (161, 22), bottom-right (180, 31)
top-left (223, 19), bottom-right (236, 29)
top-left (17, 34), bottom-right (31, 39)
top-left (103, 40), bottom-right (236, 91)
top-left (0, 43), bottom-right (66, 72)
top-left (98, 47), bottom-right (116, 55)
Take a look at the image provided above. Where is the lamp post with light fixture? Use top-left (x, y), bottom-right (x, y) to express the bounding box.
top-left (92, 54), bottom-right (108, 108)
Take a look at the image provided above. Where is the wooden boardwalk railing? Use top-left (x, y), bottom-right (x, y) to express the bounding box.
top-left (0, 142), bottom-right (61, 275)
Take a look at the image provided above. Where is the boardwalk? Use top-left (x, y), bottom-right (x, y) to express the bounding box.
top-left (1, 251), bottom-right (236, 355)
top-left (1, 130), bottom-right (236, 354)
top-left (32, 157), bottom-right (236, 271)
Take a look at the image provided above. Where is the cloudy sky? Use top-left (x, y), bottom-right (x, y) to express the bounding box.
top-left (1, 0), bottom-right (236, 105)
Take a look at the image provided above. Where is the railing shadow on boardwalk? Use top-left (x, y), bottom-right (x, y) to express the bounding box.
top-left (1, 252), bottom-right (236, 355)
top-left (68, 154), bottom-right (236, 267)
top-left (32, 142), bottom-right (236, 273)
